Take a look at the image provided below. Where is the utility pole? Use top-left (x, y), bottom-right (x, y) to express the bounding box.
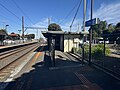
top-left (5, 25), bottom-right (9, 33)
top-left (82, 0), bottom-right (86, 62)
top-left (22, 16), bottom-right (24, 43)
top-left (83, 0), bottom-right (86, 32)
top-left (37, 29), bottom-right (38, 39)
top-left (48, 18), bottom-right (51, 26)
top-left (78, 23), bottom-right (80, 32)
top-left (89, 0), bottom-right (94, 65)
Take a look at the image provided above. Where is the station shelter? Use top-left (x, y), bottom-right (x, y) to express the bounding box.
top-left (42, 31), bottom-right (83, 52)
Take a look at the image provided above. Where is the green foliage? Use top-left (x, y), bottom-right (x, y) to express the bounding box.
top-left (29, 34), bottom-right (35, 39)
top-left (77, 44), bottom-right (111, 60)
top-left (48, 23), bottom-right (62, 31)
top-left (92, 44), bottom-right (111, 59)
top-left (92, 21), bottom-right (107, 37)
top-left (84, 45), bottom-right (89, 58)
top-left (115, 22), bottom-right (120, 30)
top-left (72, 47), bottom-right (77, 53)
top-left (105, 46), bottom-right (111, 55)
top-left (108, 24), bottom-right (115, 32)
top-left (0, 29), bottom-right (7, 35)
top-left (25, 34), bottom-right (35, 39)
top-left (92, 44), bottom-right (104, 59)
top-left (77, 48), bottom-right (82, 54)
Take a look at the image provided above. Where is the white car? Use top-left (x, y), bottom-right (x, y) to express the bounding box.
top-left (3, 40), bottom-right (15, 44)
top-left (99, 40), bottom-right (109, 44)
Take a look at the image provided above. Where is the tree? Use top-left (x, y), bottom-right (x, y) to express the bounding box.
top-left (24, 35), bottom-right (29, 39)
top-left (25, 34), bottom-right (35, 39)
top-left (48, 23), bottom-right (62, 31)
top-left (108, 23), bottom-right (115, 33)
top-left (92, 21), bottom-right (107, 37)
top-left (29, 34), bottom-right (35, 39)
top-left (0, 29), bottom-right (7, 35)
top-left (115, 22), bottom-right (120, 30)
top-left (0, 29), bottom-right (8, 42)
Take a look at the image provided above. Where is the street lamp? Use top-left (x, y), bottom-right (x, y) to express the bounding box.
top-left (5, 25), bottom-right (9, 33)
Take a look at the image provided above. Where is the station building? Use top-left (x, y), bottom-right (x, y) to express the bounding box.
top-left (42, 31), bottom-right (84, 52)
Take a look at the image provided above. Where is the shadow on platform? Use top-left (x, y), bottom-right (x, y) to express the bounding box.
top-left (2, 45), bottom-right (82, 90)
top-left (1, 45), bottom-right (120, 90)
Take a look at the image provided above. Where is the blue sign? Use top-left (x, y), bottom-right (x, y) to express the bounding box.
top-left (85, 18), bottom-right (100, 27)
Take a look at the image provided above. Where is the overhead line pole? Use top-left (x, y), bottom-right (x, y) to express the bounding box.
top-left (89, 0), bottom-right (94, 65)
top-left (48, 18), bottom-right (51, 26)
top-left (22, 16), bottom-right (24, 43)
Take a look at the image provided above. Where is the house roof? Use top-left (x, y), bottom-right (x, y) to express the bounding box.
top-left (9, 34), bottom-right (17, 37)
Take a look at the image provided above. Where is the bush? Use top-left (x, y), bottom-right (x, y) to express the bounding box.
top-left (92, 45), bottom-right (104, 59)
top-left (77, 44), bottom-right (111, 60)
top-left (71, 47), bottom-right (77, 53)
top-left (77, 45), bottom-right (89, 58)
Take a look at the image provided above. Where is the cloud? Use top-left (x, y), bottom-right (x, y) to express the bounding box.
top-left (93, 2), bottom-right (120, 24)
top-left (28, 18), bottom-right (84, 39)
top-left (25, 18), bottom-right (49, 39)
top-left (33, 18), bottom-right (48, 28)
top-left (60, 19), bottom-right (83, 32)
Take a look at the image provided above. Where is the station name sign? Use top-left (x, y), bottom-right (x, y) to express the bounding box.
top-left (85, 18), bottom-right (100, 27)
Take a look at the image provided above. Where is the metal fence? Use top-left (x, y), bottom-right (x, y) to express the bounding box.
top-left (0, 39), bottom-right (33, 46)
top-left (75, 43), bottom-right (120, 76)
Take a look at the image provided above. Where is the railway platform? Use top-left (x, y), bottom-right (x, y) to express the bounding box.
top-left (2, 45), bottom-right (120, 90)
top-left (0, 41), bottom-right (38, 52)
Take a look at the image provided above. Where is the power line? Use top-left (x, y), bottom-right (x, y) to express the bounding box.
top-left (70, 0), bottom-right (82, 30)
top-left (59, 0), bottom-right (80, 24)
top-left (0, 2), bottom-right (21, 21)
top-left (0, 13), bottom-right (21, 26)
top-left (0, 2), bottom-right (29, 27)
top-left (12, 0), bottom-right (34, 25)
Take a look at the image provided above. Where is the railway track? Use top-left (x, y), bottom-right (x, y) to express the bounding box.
top-left (0, 43), bottom-right (40, 81)
top-left (0, 43), bottom-right (37, 60)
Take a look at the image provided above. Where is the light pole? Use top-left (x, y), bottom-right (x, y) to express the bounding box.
top-left (5, 25), bottom-right (9, 33)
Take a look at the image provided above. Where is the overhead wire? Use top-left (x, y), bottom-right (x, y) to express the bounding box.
top-left (59, 0), bottom-right (80, 24)
top-left (0, 1), bottom-right (29, 27)
top-left (70, 0), bottom-right (82, 29)
top-left (0, 3), bottom-right (20, 29)
top-left (11, 0), bottom-right (34, 25)
top-left (0, 2), bottom-right (21, 21)
top-left (0, 13), bottom-right (21, 26)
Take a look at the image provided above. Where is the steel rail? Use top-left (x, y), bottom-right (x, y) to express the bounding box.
top-left (0, 43), bottom-right (40, 71)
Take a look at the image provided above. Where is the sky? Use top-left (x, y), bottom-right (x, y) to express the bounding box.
top-left (0, 0), bottom-right (120, 39)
